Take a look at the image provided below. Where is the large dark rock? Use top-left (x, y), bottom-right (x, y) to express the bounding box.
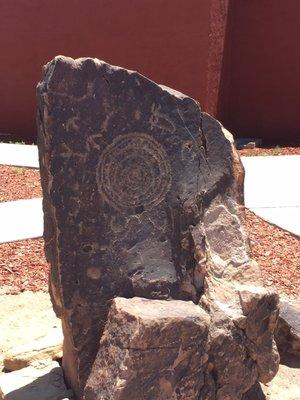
top-left (37, 56), bottom-right (279, 399)
top-left (84, 297), bottom-right (210, 400)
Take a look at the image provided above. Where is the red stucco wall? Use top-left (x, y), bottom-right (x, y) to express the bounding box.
top-left (2, 1), bottom-right (298, 142)
top-left (0, 0), bottom-right (226, 141)
top-left (219, 0), bottom-right (300, 142)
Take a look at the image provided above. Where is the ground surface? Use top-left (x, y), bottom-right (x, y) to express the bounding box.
top-left (0, 291), bottom-right (60, 362)
top-left (245, 209), bottom-right (300, 299)
top-left (238, 146), bottom-right (300, 157)
top-left (0, 162), bottom-right (299, 298)
top-left (262, 356), bottom-right (300, 400)
top-left (0, 166), bottom-right (41, 202)
top-left (0, 238), bottom-right (47, 294)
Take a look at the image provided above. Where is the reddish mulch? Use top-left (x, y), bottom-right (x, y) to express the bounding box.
top-left (0, 238), bottom-right (48, 294)
top-left (0, 165), bottom-right (42, 202)
top-left (244, 209), bottom-right (300, 299)
top-left (0, 165), bottom-right (299, 298)
top-left (0, 165), bottom-right (47, 294)
top-left (238, 146), bottom-right (300, 157)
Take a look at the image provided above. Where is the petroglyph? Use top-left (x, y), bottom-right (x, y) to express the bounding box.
top-left (96, 133), bottom-right (172, 211)
top-left (149, 103), bottom-right (176, 133)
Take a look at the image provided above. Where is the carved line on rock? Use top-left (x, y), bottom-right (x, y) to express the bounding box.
top-left (96, 133), bottom-right (172, 211)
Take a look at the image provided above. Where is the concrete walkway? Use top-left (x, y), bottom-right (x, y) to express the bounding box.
top-left (0, 144), bottom-right (299, 243)
top-left (0, 198), bottom-right (43, 244)
top-left (0, 143), bottom-right (39, 168)
top-left (243, 155), bottom-right (300, 236)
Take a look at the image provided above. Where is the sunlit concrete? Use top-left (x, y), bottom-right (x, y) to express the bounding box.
top-left (243, 155), bottom-right (300, 236)
top-left (0, 198), bottom-right (43, 244)
top-left (0, 143), bottom-right (39, 168)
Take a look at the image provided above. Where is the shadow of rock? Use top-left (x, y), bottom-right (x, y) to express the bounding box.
top-left (242, 382), bottom-right (266, 400)
top-left (280, 353), bottom-right (300, 369)
top-left (0, 361), bottom-right (72, 400)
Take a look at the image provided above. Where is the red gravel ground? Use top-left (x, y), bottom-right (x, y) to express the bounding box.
top-left (0, 166), bottom-right (42, 202)
top-left (0, 163), bottom-right (299, 298)
top-left (245, 209), bottom-right (300, 299)
top-left (238, 146), bottom-right (300, 157)
top-left (0, 238), bottom-right (48, 294)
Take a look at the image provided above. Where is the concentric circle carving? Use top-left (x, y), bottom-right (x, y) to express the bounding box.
top-left (97, 133), bottom-right (171, 211)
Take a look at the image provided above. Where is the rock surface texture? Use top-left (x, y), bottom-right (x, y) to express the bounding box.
top-left (275, 299), bottom-right (300, 357)
top-left (85, 297), bottom-right (209, 400)
top-left (37, 56), bottom-right (279, 399)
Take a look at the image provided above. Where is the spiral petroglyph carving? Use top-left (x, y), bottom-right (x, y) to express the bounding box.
top-left (97, 133), bottom-right (171, 211)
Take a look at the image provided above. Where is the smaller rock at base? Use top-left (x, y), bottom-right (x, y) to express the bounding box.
top-left (84, 297), bottom-right (209, 400)
top-left (0, 361), bottom-right (72, 400)
top-left (3, 327), bottom-right (63, 371)
top-left (275, 299), bottom-right (300, 357)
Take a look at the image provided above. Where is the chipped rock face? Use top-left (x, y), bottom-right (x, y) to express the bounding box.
top-left (84, 297), bottom-right (210, 400)
top-left (37, 56), bottom-right (279, 399)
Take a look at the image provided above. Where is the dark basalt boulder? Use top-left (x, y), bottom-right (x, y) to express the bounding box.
top-left (37, 56), bottom-right (279, 400)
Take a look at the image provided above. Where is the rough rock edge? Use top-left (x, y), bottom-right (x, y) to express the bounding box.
top-left (198, 115), bottom-right (279, 398)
